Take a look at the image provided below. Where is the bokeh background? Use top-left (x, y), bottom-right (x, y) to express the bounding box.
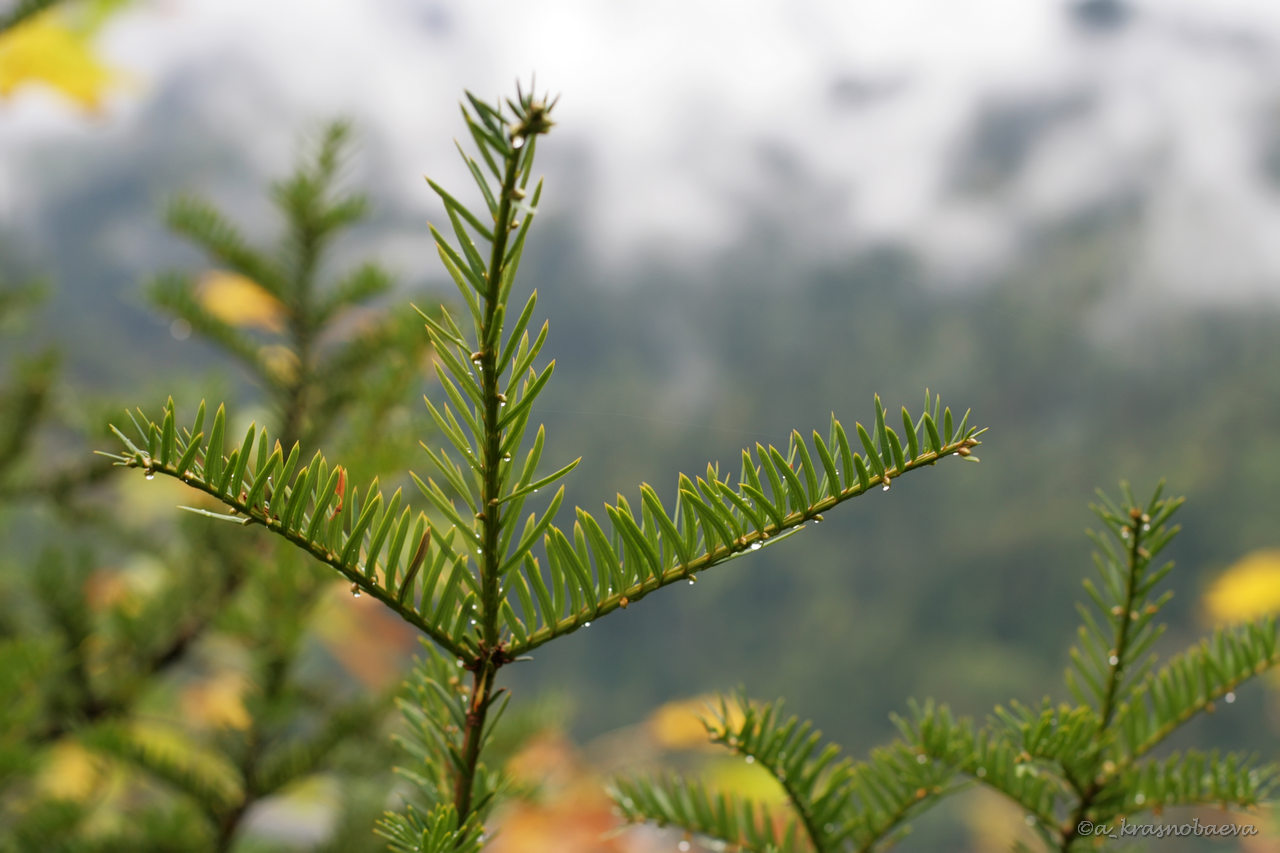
top-left (3, 0), bottom-right (1279, 850)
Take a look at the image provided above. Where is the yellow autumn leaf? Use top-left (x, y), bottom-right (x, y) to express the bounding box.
top-left (198, 270), bottom-right (286, 333)
top-left (180, 670), bottom-right (252, 730)
top-left (0, 8), bottom-right (124, 112)
top-left (259, 343), bottom-right (299, 384)
top-left (704, 754), bottom-right (788, 804)
top-left (647, 695), bottom-right (745, 750)
top-left (37, 740), bottom-right (101, 801)
top-left (1204, 549), bottom-right (1280, 623)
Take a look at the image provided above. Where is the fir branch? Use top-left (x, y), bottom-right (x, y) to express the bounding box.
top-left (103, 399), bottom-right (470, 658)
top-left (703, 695), bottom-right (850, 850)
top-left (1113, 617), bottom-right (1280, 767)
top-left (378, 803), bottom-right (486, 853)
top-left (908, 700), bottom-right (1063, 837)
top-left (81, 722), bottom-right (242, 816)
top-left (254, 692), bottom-right (392, 796)
top-left (508, 400), bottom-right (983, 654)
top-left (610, 772), bottom-right (807, 853)
top-left (1111, 750), bottom-right (1278, 814)
top-left (164, 196), bottom-right (286, 297)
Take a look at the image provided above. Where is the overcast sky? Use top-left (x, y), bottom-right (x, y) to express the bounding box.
top-left (4, 0), bottom-right (1280, 300)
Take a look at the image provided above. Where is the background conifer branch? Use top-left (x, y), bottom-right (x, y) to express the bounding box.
top-left (613, 486), bottom-right (1279, 851)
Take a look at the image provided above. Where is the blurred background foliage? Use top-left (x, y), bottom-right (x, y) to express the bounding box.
top-left (2, 0), bottom-right (1278, 849)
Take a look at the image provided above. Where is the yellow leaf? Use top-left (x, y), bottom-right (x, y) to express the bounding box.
top-left (704, 754), bottom-right (787, 804)
top-left (181, 670), bottom-right (252, 730)
top-left (0, 11), bottom-right (124, 112)
top-left (37, 740), bottom-right (101, 800)
top-left (198, 270), bottom-right (285, 333)
top-left (259, 343), bottom-right (299, 385)
top-left (1204, 549), bottom-right (1280, 623)
top-left (647, 695), bottom-right (744, 750)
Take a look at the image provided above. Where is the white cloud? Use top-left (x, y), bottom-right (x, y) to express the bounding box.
top-left (3, 0), bottom-right (1280, 299)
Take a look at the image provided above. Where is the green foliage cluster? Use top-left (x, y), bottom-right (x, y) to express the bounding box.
top-left (107, 86), bottom-right (989, 851)
top-left (1, 123), bottom-right (426, 851)
top-left (612, 485), bottom-right (1279, 851)
top-left (56, 80), bottom-right (1280, 851)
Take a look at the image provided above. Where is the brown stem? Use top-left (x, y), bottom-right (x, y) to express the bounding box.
top-left (449, 109), bottom-right (527, 830)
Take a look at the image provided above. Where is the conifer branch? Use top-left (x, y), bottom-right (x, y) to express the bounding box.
top-left (509, 399), bottom-right (983, 654)
top-left (610, 772), bottom-right (807, 853)
top-left (1115, 618), bottom-right (1280, 764)
top-left (102, 399), bottom-right (470, 658)
top-left (107, 83), bottom-right (998, 850)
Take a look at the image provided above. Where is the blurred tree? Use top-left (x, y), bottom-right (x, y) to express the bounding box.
top-left (0, 121), bottom-right (432, 851)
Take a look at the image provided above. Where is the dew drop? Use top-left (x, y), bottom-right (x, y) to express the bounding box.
top-left (1134, 793), bottom-right (1145, 805)
top-left (750, 542), bottom-right (762, 551)
top-left (1120, 527), bottom-right (1130, 539)
top-left (678, 842), bottom-right (690, 852)
top-left (1142, 522), bottom-right (1151, 532)
top-left (1225, 691), bottom-right (1236, 703)
top-left (512, 136), bottom-right (526, 150)
top-left (145, 471), bottom-right (156, 481)
top-left (456, 659), bottom-right (464, 667)
top-left (687, 576), bottom-right (697, 585)
top-left (502, 453), bottom-right (512, 461)
top-left (744, 755), bottom-right (755, 764)
top-left (350, 583), bottom-right (361, 598)
top-left (882, 481), bottom-right (891, 492)
top-left (583, 621), bottom-right (591, 628)
top-left (470, 618), bottom-right (477, 626)
top-left (1108, 655), bottom-right (1120, 666)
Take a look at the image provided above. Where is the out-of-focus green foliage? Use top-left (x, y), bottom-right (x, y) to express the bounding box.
top-left (0, 123), bottom-right (430, 851)
top-left (612, 485), bottom-right (1279, 850)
